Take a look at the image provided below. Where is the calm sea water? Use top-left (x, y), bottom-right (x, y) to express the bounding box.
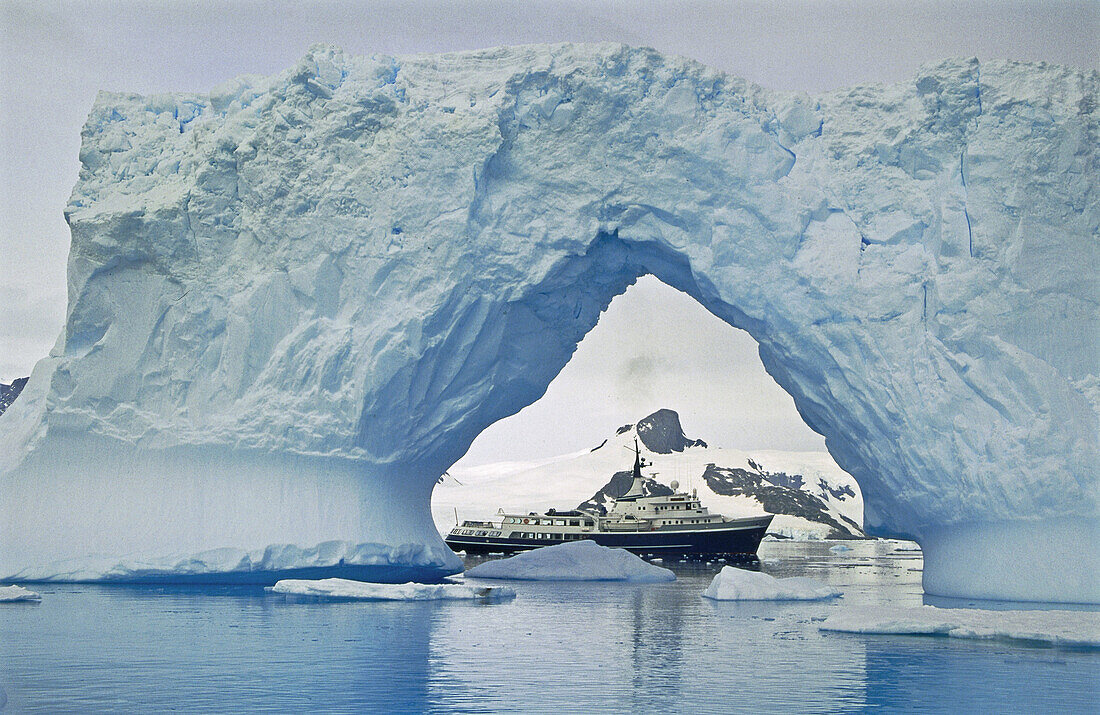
top-left (1, 540), bottom-right (1096, 713)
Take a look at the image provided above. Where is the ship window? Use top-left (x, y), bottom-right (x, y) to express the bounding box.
top-left (569, 520), bottom-right (580, 526)
top-left (554, 520), bottom-right (566, 526)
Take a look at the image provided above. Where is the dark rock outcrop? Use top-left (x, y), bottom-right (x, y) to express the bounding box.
top-left (634, 409), bottom-right (707, 453)
top-left (702, 464), bottom-right (864, 539)
top-left (0, 377), bottom-right (28, 417)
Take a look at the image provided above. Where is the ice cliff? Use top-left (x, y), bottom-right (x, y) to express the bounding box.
top-left (0, 44), bottom-right (1095, 601)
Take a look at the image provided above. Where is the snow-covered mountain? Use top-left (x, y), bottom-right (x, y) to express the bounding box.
top-left (434, 409), bottom-right (864, 540)
top-left (0, 377), bottom-right (27, 418)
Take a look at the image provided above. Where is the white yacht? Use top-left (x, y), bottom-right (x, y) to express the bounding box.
top-left (445, 441), bottom-right (773, 557)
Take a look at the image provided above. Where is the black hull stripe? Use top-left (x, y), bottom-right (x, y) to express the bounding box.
top-left (446, 525), bottom-right (770, 556)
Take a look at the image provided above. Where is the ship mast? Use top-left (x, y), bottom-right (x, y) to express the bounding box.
top-left (621, 438), bottom-right (648, 499)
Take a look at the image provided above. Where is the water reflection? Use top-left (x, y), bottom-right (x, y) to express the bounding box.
top-left (0, 583), bottom-right (436, 712)
top-left (1, 543), bottom-right (1095, 713)
top-left (861, 637), bottom-right (1099, 712)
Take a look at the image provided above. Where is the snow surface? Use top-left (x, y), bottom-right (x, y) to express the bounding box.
top-left (435, 414), bottom-right (863, 540)
top-left (703, 566), bottom-right (842, 601)
top-left (0, 585), bottom-right (41, 602)
top-left (464, 540), bottom-right (675, 582)
top-left (0, 44), bottom-right (1095, 601)
top-left (269, 577), bottom-right (515, 601)
top-left (821, 606), bottom-right (1100, 649)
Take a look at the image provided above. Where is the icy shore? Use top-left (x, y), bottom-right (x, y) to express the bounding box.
top-left (4, 540), bottom-right (461, 584)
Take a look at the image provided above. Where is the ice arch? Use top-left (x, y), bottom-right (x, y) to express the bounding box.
top-left (1, 45), bottom-right (1096, 601)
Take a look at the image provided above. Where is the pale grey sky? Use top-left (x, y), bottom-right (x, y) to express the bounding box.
top-left (1, 0), bottom-right (1096, 456)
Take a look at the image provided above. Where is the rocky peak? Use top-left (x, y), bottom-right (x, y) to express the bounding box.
top-left (633, 408), bottom-right (707, 454)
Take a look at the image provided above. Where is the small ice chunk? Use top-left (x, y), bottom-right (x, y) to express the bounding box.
top-left (821, 606), bottom-right (1100, 648)
top-left (269, 578), bottom-right (515, 601)
top-left (0, 585), bottom-right (41, 602)
top-left (703, 566), bottom-right (842, 601)
top-left (892, 541), bottom-right (922, 552)
top-left (829, 544), bottom-right (852, 553)
top-left (464, 540), bottom-right (675, 582)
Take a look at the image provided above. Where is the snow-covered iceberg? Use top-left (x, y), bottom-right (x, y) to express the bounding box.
top-left (703, 565), bottom-right (841, 601)
top-left (269, 577), bottom-right (515, 601)
top-left (0, 44), bottom-right (1095, 601)
top-left (0, 585), bottom-right (41, 602)
top-left (821, 606), bottom-right (1100, 649)
top-left (464, 540), bottom-right (675, 582)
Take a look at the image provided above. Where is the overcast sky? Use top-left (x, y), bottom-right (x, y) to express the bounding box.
top-left (1, 0), bottom-right (1096, 459)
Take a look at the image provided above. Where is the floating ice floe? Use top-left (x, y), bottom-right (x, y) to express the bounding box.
top-left (821, 606), bottom-right (1100, 648)
top-left (0, 585), bottom-right (41, 602)
top-left (829, 544), bottom-right (852, 553)
top-left (464, 540), bottom-right (675, 582)
top-left (703, 566), bottom-right (842, 601)
top-left (892, 542), bottom-right (922, 552)
top-left (269, 578), bottom-right (515, 601)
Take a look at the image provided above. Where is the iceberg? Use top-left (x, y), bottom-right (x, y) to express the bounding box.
top-left (464, 540), bottom-right (675, 582)
top-left (821, 605), bottom-right (1100, 649)
top-left (268, 577), bottom-right (515, 601)
top-left (0, 585), bottom-right (41, 602)
top-left (702, 565), bottom-right (841, 601)
top-left (0, 44), bottom-right (1095, 601)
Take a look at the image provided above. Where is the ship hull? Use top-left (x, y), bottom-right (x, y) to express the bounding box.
top-left (446, 516), bottom-right (772, 558)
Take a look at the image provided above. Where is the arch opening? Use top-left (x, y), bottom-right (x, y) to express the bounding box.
top-left (432, 270), bottom-right (867, 545)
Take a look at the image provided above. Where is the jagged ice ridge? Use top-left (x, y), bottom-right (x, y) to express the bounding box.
top-left (0, 44), bottom-right (1095, 601)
